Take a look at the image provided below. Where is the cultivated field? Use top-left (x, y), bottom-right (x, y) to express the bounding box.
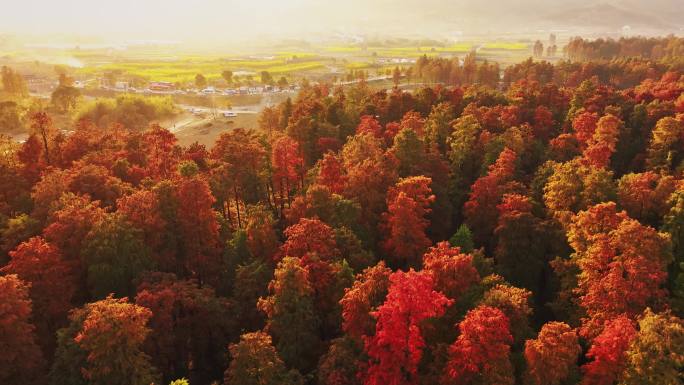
top-left (20, 38), bottom-right (548, 87)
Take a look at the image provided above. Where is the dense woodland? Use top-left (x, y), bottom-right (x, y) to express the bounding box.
top-left (565, 35), bottom-right (684, 62)
top-left (1, 36), bottom-right (684, 385)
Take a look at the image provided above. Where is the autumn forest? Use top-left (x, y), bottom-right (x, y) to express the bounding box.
top-left (2, 34), bottom-right (684, 385)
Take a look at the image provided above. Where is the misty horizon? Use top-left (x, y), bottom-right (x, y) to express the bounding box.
top-left (2, 0), bottom-right (683, 48)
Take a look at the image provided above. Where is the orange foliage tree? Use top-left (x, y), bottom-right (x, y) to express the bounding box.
top-left (381, 176), bottom-right (435, 268)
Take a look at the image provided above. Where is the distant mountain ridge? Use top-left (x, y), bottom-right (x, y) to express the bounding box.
top-left (409, 0), bottom-right (683, 35)
top-left (543, 1), bottom-right (682, 31)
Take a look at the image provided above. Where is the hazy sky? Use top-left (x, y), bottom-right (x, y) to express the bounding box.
top-left (2, 0), bottom-right (682, 44)
top-left (6, 0), bottom-right (391, 41)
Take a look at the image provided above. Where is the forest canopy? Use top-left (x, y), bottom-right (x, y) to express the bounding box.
top-left (1, 35), bottom-right (684, 385)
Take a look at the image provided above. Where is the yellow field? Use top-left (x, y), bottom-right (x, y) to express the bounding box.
top-left (482, 42), bottom-right (529, 50)
top-left (325, 43), bottom-right (474, 58)
top-left (18, 39), bottom-right (536, 85)
top-left (345, 61), bottom-right (376, 70)
top-left (74, 53), bottom-right (328, 83)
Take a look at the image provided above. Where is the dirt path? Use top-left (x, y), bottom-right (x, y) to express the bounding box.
top-left (162, 111), bottom-right (259, 148)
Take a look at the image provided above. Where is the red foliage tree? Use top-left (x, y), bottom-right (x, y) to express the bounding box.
top-left (464, 147), bottom-right (519, 246)
top-left (117, 189), bottom-right (167, 264)
top-left (572, 111), bottom-right (599, 149)
top-left (340, 261), bottom-right (392, 339)
top-left (581, 316), bottom-right (637, 385)
top-left (143, 124), bottom-right (179, 180)
top-left (183, 141), bottom-right (209, 170)
top-left (17, 135), bottom-right (45, 183)
top-left (568, 202), bottom-right (671, 338)
top-left (42, 194), bottom-right (106, 293)
top-left (58, 124), bottom-right (104, 168)
top-left (443, 305), bottom-right (514, 385)
top-left (0, 275), bottom-right (45, 385)
top-left (386, 175), bottom-right (435, 208)
top-left (176, 175), bottom-right (221, 283)
top-left (581, 114), bottom-right (622, 168)
top-left (384, 121), bottom-right (402, 144)
top-left (532, 105), bottom-right (555, 141)
top-left (2, 237), bottom-right (75, 351)
top-left (116, 190), bottom-right (167, 240)
top-left (364, 270), bottom-right (451, 385)
top-left (422, 241), bottom-right (480, 301)
top-left (399, 111), bottom-right (425, 136)
top-left (272, 135), bottom-right (304, 210)
top-left (356, 115), bottom-right (383, 138)
top-left (500, 105), bottom-right (521, 129)
top-left (279, 217), bottom-right (340, 261)
top-left (66, 162), bottom-right (128, 208)
top-left (316, 152), bottom-right (347, 194)
top-left (548, 133), bottom-right (580, 162)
